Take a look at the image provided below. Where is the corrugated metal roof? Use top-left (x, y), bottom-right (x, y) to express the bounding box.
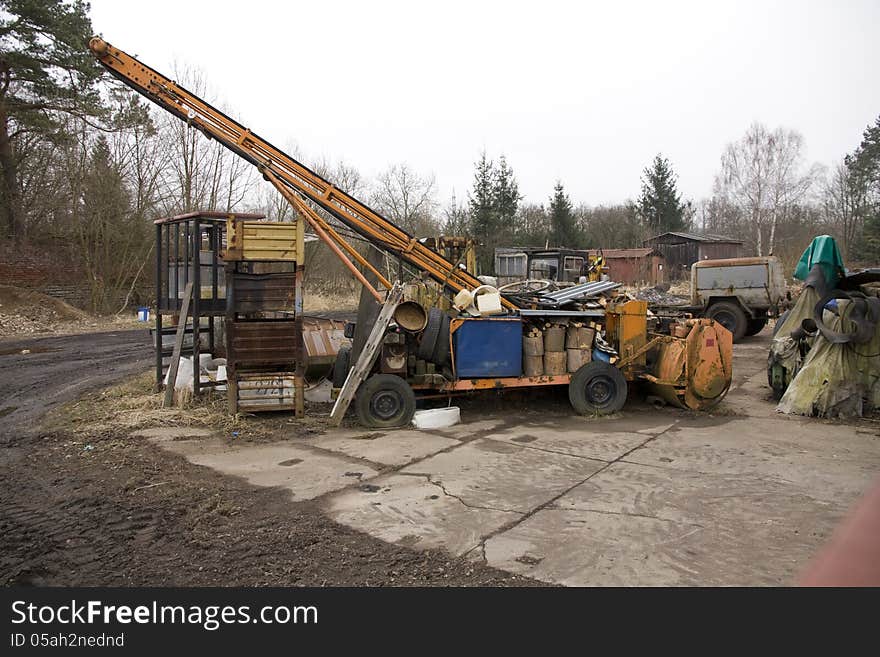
top-left (644, 231), bottom-right (743, 244)
top-left (586, 248), bottom-right (661, 258)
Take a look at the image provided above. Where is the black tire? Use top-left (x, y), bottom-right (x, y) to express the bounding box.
top-left (568, 361), bottom-right (628, 415)
top-left (431, 311), bottom-right (451, 366)
top-left (706, 301), bottom-right (748, 342)
top-left (772, 310), bottom-right (791, 337)
top-left (418, 308), bottom-right (444, 361)
top-left (332, 345), bottom-right (351, 388)
top-left (745, 316), bottom-right (768, 336)
top-left (355, 374), bottom-right (416, 428)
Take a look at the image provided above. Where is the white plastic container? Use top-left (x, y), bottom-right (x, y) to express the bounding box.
top-left (412, 406), bottom-right (460, 430)
top-left (476, 291), bottom-right (503, 315)
top-left (453, 289), bottom-right (474, 311)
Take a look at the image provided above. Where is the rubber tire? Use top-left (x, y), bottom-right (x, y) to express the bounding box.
top-left (745, 316), bottom-right (768, 336)
top-left (431, 312), bottom-right (451, 366)
top-left (355, 374), bottom-right (416, 428)
top-left (568, 361), bottom-right (628, 415)
top-left (418, 308), bottom-right (444, 361)
top-left (772, 310), bottom-right (791, 337)
top-left (332, 345), bottom-right (351, 388)
top-left (706, 301), bottom-right (748, 342)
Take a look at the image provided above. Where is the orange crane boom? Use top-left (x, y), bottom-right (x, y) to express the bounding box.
top-left (88, 37), bottom-right (517, 310)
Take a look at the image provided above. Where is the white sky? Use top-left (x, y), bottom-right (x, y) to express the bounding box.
top-left (89, 0), bottom-right (879, 208)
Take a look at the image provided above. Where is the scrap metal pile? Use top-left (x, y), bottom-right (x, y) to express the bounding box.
top-left (497, 278), bottom-right (622, 310)
top-left (769, 236), bottom-right (880, 418)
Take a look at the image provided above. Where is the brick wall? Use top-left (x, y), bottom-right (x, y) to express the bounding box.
top-left (0, 243), bottom-right (89, 308)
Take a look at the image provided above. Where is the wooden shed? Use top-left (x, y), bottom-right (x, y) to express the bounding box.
top-left (586, 248), bottom-right (666, 285)
top-left (643, 232), bottom-right (744, 279)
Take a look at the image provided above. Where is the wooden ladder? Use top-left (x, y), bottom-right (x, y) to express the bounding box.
top-left (163, 281), bottom-right (194, 408)
top-left (330, 282), bottom-right (403, 426)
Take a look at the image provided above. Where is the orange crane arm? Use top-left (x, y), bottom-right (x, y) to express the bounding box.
top-left (88, 37), bottom-right (517, 310)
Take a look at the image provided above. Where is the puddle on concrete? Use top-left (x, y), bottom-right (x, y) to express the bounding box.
top-left (278, 458), bottom-right (303, 467)
top-left (511, 435), bottom-right (538, 444)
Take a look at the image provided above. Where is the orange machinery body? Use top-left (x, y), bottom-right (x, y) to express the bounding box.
top-left (411, 300), bottom-right (733, 411)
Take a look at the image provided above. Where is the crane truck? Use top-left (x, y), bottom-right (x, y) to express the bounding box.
top-left (88, 37), bottom-right (734, 428)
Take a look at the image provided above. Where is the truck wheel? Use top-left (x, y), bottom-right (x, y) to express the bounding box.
top-left (417, 308), bottom-right (443, 361)
top-left (706, 301), bottom-right (747, 342)
top-left (332, 345), bottom-right (351, 388)
top-left (745, 316), bottom-right (768, 336)
top-left (431, 311), bottom-right (451, 366)
top-left (568, 361), bottom-right (628, 415)
top-left (355, 374), bottom-right (416, 428)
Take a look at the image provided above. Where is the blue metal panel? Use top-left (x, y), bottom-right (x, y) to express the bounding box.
top-left (454, 317), bottom-right (522, 378)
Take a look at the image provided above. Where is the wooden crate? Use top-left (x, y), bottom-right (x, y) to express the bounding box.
top-left (225, 218), bottom-right (304, 262)
top-left (233, 371), bottom-right (297, 412)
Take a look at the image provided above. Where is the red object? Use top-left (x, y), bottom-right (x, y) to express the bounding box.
top-left (798, 478), bottom-right (880, 586)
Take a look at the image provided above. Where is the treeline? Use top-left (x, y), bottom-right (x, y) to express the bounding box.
top-left (1, 2), bottom-right (878, 316)
top-left (449, 121), bottom-right (880, 273)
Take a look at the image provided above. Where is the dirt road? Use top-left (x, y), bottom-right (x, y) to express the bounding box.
top-left (0, 329), bottom-right (154, 435)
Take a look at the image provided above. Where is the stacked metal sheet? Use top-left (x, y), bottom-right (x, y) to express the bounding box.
top-left (537, 280), bottom-right (621, 307)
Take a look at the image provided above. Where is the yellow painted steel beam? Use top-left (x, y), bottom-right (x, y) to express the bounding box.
top-left (89, 38), bottom-right (516, 310)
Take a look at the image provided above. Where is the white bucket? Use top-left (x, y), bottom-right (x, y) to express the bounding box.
top-left (198, 353), bottom-right (214, 372)
top-left (413, 406), bottom-right (460, 430)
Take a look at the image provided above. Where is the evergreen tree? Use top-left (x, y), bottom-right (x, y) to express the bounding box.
top-left (847, 116), bottom-right (880, 260)
top-left (637, 154), bottom-right (690, 234)
top-left (0, 0), bottom-right (106, 240)
top-left (79, 135), bottom-right (137, 311)
top-left (549, 181), bottom-right (578, 247)
top-left (467, 151), bottom-right (497, 272)
top-left (493, 155), bottom-right (521, 224)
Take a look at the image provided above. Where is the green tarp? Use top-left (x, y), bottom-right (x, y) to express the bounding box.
top-left (793, 235), bottom-right (846, 288)
top-left (776, 287), bottom-right (880, 418)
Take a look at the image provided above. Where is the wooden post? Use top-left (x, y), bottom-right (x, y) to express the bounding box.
top-left (329, 283), bottom-right (402, 426)
top-left (163, 281), bottom-right (194, 408)
top-left (294, 264), bottom-right (305, 419)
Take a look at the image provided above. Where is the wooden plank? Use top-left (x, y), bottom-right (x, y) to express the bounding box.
top-left (163, 281), bottom-right (194, 408)
top-left (329, 283), bottom-right (403, 426)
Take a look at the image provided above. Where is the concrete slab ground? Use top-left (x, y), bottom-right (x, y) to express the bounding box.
top-left (147, 437), bottom-right (379, 500)
top-left (311, 429), bottom-right (459, 466)
top-left (140, 329), bottom-right (880, 585)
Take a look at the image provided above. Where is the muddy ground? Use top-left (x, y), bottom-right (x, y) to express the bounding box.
top-left (0, 329), bottom-right (537, 586)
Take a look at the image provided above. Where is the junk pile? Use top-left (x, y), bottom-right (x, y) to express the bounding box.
top-left (495, 279), bottom-right (621, 310)
top-left (769, 236), bottom-right (880, 418)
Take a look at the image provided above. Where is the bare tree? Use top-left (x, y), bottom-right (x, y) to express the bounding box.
top-left (371, 163), bottom-right (437, 235)
top-left (713, 123), bottom-right (821, 255)
top-left (823, 161), bottom-right (866, 259)
top-left (156, 64), bottom-right (258, 216)
top-left (441, 191), bottom-right (469, 236)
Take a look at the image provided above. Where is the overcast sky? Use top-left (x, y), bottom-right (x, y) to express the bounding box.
top-left (89, 0), bottom-right (879, 209)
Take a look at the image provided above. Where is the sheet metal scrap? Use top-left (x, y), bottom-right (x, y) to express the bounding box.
top-left (537, 280), bottom-right (621, 307)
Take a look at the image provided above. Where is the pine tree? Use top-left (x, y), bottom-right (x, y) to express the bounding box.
top-left (848, 116), bottom-right (880, 260)
top-left (0, 0), bottom-right (106, 240)
top-left (467, 151), bottom-right (497, 272)
top-left (79, 135), bottom-right (134, 311)
top-left (493, 155), bottom-right (521, 224)
top-left (637, 154), bottom-right (690, 234)
top-left (549, 181), bottom-right (578, 247)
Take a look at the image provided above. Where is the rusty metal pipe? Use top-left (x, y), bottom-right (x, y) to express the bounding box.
top-left (278, 186), bottom-right (384, 303)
